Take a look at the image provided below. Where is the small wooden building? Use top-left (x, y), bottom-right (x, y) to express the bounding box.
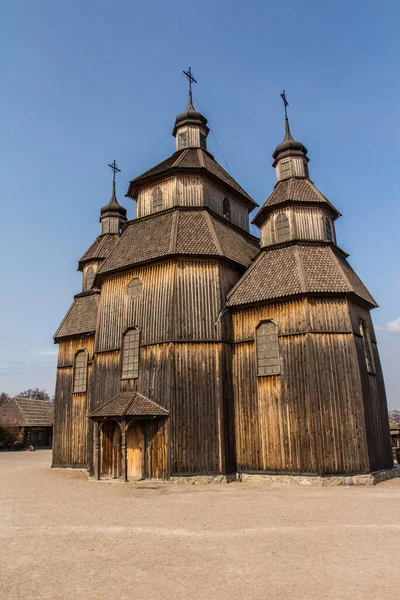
top-left (0, 398), bottom-right (53, 449)
top-left (389, 420), bottom-right (400, 462)
top-left (52, 88), bottom-right (392, 480)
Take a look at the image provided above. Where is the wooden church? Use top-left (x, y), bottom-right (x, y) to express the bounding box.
top-left (52, 78), bottom-right (392, 481)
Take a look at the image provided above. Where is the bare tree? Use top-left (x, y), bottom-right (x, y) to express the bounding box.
top-left (17, 388), bottom-right (51, 401)
top-left (0, 392), bottom-right (11, 405)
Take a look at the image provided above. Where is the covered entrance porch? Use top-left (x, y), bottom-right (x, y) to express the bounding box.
top-left (89, 392), bottom-right (169, 482)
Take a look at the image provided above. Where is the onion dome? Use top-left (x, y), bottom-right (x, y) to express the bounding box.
top-left (100, 182), bottom-right (127, 220)
top-left (272, 117), bottom-right (308, 167)
top-left (172, 92), bottom-right (209, 137)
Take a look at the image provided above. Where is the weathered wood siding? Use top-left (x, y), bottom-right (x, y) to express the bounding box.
top-left (53, 336), bottom-right (94, 468)
top-left (348, 301), bottom-right (392, 470)
top-left (260, 206), bottom-right (336, 247)
top-left (136, 175), bottom-right (249, 232)
top-left (203, 180), bottom-right (249, 231)
top-left (87, 258), bottom-right (244, 477)
top-left (231, 297), bottom-right (389, 475)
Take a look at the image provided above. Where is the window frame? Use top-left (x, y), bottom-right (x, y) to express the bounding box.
top-left (126, 277), bottom-right (143, 300)
top-left (152, 187), bottom-right (163, 213)
top-left (179, 131), bottom-right (188, 149)
top-left (200, 131), bottom-right (207, 149)
top-left (85, 266), bottom-right (95, 291)
top-left (359, 319), bottom-right (376, 375)
top-left (73, 350), bottom-right (88, 393)
top-left (275, 212), bottom-right (291, 243)
top-left (121, 327), bottom-right (140, 380)
top-left (255, 320), bottom-right (281, 376)
top-left (223, 197), bottom-right (231, 221)
top-left (280, 159), bottom-right (293, 179)
top-left (325, 217), bottom-right (333, 242)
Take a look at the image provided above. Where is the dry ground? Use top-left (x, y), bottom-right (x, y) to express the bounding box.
top-left (0, 451), bottom-right (399, 600)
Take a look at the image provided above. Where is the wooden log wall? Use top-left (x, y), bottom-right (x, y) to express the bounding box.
top-left (136, 175), bottom-right (250, 232)
top-left (52, 335), bottom-right (94, 468)
top-left (231, 296), bottom-right (389, 475)
top-left (260, 206), bottom-right (336, 247)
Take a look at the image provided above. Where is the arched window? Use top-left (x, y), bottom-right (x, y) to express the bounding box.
top-left (275, 213), bottom-right (290, 243)
top-left (152, 187), bottom-right (163, 212)
top-left (359, 320), bottom-right (375, 374)
top-left (325, 217), bottom-right (333, 241)
top-left (121, 328), bottom-right (140, 379)
top-left (126, 277), bottom-right (143, 300)
top-left (85, 267), bottom-right (95, 291)
top-left (223, 197), bottom-right (231, 221)
top-left (256, 321), bottom-right (280, 376)
top-left (73, 350), bottom-right (88, 393)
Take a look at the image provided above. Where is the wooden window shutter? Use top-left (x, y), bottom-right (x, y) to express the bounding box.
top-left (85, 267), bottom-right (95, 291)
top-left (325, 217), bottom-right (333, 241)
top-left (152, 187), bottom-right (163, 213)
top-left (275, 213), bottom-right (290, 243)
top-left (359, 320), bottom-right (375, 375)
top-left (256, 321), bottom-right (280, 376)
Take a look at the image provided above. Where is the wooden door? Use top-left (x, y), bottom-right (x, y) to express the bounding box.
top-left (127, 422), bottom-right (144, 479)
top-left (100, 421), bottom-right (115, 479)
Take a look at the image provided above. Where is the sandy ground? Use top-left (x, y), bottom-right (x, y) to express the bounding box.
top-left (0, 451), bottom-right (399, 600)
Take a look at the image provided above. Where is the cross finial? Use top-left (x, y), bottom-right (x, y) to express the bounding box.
top-left (183, 67), bottom-right (197, 99)
top-left (280, 90), bottom-right (289, 119)
top-left (108, 159), bottom-right (121, 187)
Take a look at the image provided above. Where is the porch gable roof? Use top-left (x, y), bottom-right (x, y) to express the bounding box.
top-left (89, 392), bottom-right (169, 419)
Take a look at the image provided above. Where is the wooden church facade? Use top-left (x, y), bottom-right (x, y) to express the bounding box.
top-left (52, 89), bottom-right (392, 480)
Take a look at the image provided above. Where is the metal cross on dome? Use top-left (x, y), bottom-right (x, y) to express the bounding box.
top-left (183, 67), bottom-right (198, 96)
top-left (280, 90), bottom-right (289, 119)
top-left (108, 159), bottom-right (121, 185)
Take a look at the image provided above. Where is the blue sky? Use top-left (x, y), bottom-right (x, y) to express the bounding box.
top-left (0, 1), bottom-right (399, 407)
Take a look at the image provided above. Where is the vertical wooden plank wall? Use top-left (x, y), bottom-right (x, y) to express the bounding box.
top-left (260, 206), bottom-right (336, 247)
top-left (348, 301), bottom-right (392, 470)
top-left (86, 257), bottom-right (244, 477)
top-left (52, 335), bottom-right (94, 467)
top-left (231, 297), bottom-right (387, 475)
top-left (135, 175), bottom-right (250, 232)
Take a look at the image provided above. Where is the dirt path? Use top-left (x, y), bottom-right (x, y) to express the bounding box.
top-left (1, 451), bottom-right (399, 600)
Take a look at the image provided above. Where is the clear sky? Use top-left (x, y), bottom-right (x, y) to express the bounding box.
top-left (0, 1), bottom-right (399, 407)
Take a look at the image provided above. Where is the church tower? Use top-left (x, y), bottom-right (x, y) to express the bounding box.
top-left (226, 93), bottom-right (392, 475)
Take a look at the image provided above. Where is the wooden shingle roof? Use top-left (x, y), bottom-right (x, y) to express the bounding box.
top-left (226, 243), bottom-right (377, 308)
top-left (127, 148), bottom-right (257, 208)
top-left (89, 392), bottom-right (169, 418)
top-left (253, 178), bottom-right (341, 226)
top-left (97, 208), bottom-right (259, 275)
top-left (54, 292), bottom-right (99, 341)
top-left (78, 234), bottom-right (120, 269)
top-left (0, 398), bottom-right (53, 427)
